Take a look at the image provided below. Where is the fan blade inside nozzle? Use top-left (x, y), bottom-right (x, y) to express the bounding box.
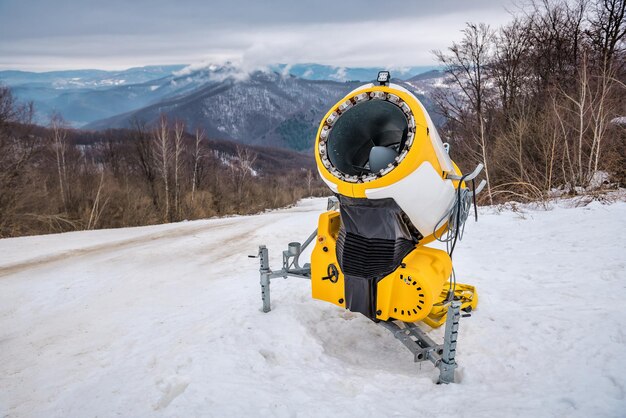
top-left (369, 146), bottom-right (399, 173)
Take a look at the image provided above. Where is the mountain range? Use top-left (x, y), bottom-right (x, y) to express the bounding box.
top-left (0, 64), bottom-right (444, 151)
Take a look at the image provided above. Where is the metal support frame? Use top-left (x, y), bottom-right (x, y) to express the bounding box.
top-left (251, 197), bottom-right (341, 312)
top-left (253, 235), bottom-right (465, 383)
top-left (378, 301), bottom-right (461, 384)
top-left (252, 229), bottom-right (317, 313)
top-left (446, 163), bottom-right (487, 195)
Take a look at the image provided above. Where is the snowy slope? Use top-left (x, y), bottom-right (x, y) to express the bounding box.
top-left (0, 197), bottom-right (625, 417)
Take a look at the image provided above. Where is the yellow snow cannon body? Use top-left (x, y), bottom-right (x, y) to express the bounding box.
top-left (310, 74), bottom-right (481, 326)
top-left (253, 71), bottom-right (486, 383)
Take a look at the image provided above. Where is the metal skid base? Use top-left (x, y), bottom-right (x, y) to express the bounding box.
top-left (252, 240), bottom-right (463, 384)
top-left (378, 302), bottom-right (461, 384)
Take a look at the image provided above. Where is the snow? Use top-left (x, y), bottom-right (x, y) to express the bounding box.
top-left (588, 171), bottom-right (611, 189)
top-left (611, 116), bottom-right (626, 125)
top-left (1, 196), bottom-right (625, 417)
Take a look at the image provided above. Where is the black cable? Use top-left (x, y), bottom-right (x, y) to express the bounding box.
top-left (445, 174), bottom-right (470, 302)
top-left (448, 174), bottom-right (469, 257)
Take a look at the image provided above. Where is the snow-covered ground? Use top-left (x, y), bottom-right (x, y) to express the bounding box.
top-left (1, 196), bottom-right (625, 417)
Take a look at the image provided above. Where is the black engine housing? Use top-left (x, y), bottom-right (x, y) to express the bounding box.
top-left (336, 196), bottom-right (422, 318)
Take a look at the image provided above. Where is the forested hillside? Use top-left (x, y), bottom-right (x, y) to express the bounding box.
top-left (0, 91), bottom-right (326, 237)
top-left (433, 0), bottom-right (625, 203)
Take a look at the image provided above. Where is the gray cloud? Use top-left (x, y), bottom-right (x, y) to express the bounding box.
top-left (0, 0), bottom-right (514, 71)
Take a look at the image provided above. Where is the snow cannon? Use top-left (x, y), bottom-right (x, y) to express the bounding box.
top-left (311, 72), bottom-right (483, 326)
top-left (254, 71), bottom-right (486, 383)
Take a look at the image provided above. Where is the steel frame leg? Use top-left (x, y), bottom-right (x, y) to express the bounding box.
top-left (437, 301), bottom-right (461, 384)
top-left (254, 241), bottom-right (313, 313)
top-left (258, 245), bottom-right (271, 313)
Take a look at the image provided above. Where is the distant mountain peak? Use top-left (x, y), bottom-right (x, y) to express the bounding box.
top-left (2, 63), bottom-right (443, 147)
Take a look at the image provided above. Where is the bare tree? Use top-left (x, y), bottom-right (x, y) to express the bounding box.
top-left (229, 145), bottom-right (257, 207)
top-left (525, 0), bottom-right (587, 88)
top-left (588, 0), bottom-right (626, 67)
top-left (173, 120), bottom-right (185, 219)
top-left (588, 61), bottom-right (620, 176)
top-left (191, 128), bottom-right (205, 203)
top-left (100, 130), bottom-right (122, 177)
top-left (561, 53), bottom-right (590, 185)
top-left (0, 86), bottom-right (36, 236)
top-left (132, 119), bottom-right (159, 209)
top-left (87, 170), bottom-right (108, 230)
top-left (305, 169), bottom-right (314, 196)
top-left (492, 18), bottom-right (532, 113)
top-left (552, 49), bottom-right (624, 188)
top-left (153, 115), bottom-right (172, 222)
top-left (50, 113), bottom-right (69, 213)
top-left (434, 23), bottom-right (495, 204)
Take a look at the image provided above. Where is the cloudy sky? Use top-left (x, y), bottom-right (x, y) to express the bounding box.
top-left (0, 0), bottom-right (516, 71)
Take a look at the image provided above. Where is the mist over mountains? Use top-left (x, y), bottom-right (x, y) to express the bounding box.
top-left (0, 63), bottom-right (443, 151)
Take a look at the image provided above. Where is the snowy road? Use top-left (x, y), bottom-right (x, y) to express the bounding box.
top-left (1, 197), bottom-right (625, 417)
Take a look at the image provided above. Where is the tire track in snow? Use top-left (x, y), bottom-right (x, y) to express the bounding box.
top-left (0, 219), bottom-right (249, 278)
top-left (0, 200), bottom-right (321, 279)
